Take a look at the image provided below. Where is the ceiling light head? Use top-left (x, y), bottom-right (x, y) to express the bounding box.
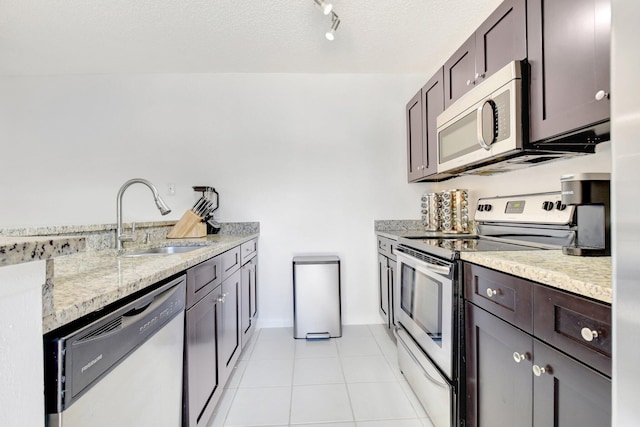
top-left (325, 12), bottom-right (340, 41)
top-left (314, 0), bottom-right (333, 15)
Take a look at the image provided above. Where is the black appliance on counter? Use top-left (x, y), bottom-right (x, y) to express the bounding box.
top-left (193, 186), bottom-right (221, 234)
top-left (560, 173), bottom-right (611, 256)
top-left (394, 191), bottom-right (578, 427)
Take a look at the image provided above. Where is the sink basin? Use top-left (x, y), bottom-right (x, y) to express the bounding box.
top-left (121, 246), bottom-right (204, 257)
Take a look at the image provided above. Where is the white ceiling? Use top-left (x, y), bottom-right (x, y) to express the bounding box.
top-left (0, 0), bottom-right (502, 76)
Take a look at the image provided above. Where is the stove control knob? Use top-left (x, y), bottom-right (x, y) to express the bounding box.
top-left (477, 205), bottom-right (484, 212)
top-left (484, 204), bottom-right (492, 212)
top-left (542, 201), bottom-right (554, 211)
top-left (555, 200), bottom-right (567, 211)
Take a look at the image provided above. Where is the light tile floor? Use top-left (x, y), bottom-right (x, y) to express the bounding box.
top-left (208, 324), bottom-right (435, 427)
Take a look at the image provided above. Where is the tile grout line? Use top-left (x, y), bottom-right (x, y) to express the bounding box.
top-left (335, 333), bottom-right (358, 425)
top-left (218, 328), bottom-right (260, 427)
top-left (288, 334), bottom-right (297, 427)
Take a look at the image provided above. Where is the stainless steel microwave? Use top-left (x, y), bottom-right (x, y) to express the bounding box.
top-left (435, 61), bottom-right (595, 176)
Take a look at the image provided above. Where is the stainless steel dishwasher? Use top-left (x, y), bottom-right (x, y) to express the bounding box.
top-left (44, 275), bottom-right (186, 427)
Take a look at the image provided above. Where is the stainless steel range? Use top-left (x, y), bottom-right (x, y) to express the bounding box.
top-left (394, 192), bottom-right (577, 427)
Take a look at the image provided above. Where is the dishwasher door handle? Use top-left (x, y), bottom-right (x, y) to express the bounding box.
top-left (121, 283), bottom-right (182, 328)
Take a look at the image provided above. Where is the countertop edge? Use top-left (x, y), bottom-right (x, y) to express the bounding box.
top-left (0, 236), bottom-right (86, 267)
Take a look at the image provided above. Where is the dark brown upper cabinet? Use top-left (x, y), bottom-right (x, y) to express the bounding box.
top-left (406, 67), bottom-right (446, 183)
top-left (527, 0), bottom-right (611, 143)
top-left (444, 0), bottom-right (527, 108)
top-left (406, 89), bottom-right (424, 182)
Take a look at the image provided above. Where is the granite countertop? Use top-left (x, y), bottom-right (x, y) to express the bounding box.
top-left (460, 251), bottom-right (611, 304)
top-left (0, 235), bottom-right (86, 267)
top-left (43, 233), bottom-right (258, 333)
top-left (375, 225), bottom-right (611, 305)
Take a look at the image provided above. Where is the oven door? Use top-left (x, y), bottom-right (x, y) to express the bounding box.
top-left (395, 249), bottom-right (454, 380)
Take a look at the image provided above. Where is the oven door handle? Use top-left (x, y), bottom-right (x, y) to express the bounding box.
top-left (422, 262), bottom-right (451, 276)
top-left (397, 251), bottom-right (452, 276)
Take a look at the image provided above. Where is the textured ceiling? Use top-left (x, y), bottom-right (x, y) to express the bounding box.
top-left (0, 0), bottom-right (503, 75)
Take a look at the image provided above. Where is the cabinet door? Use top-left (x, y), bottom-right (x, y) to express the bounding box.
top-left (241, 258), bottom-right (258, 347)
top-left (250, 258), bottom-right (258, 319)
top-left (220, 269), bottom-right (241, 381)
top-left (388, 258), bottom-right (397, 328)
top-left (475, 0), bottom-right (527, 83)
top-left (185, 290), bottom-right (221, 427)
top-left (528, 0), bottom-right (611, 142)
top-left (406, 89), bottom-right (424, 182)
top-left (444, 35), bottom-right (476, 108)
top-left (421, 68), bottom-right (445, 177)
top-left (378, 253), bottom-right (390, 326)
top-left (241, 261), bottom-right (252, 344)
top-left (466, 303), bottom-right (533, 427)
top-left (532, 340), bottom-right (611, 427)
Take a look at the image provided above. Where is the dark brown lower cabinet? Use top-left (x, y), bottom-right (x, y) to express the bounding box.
top-left (466, 302), bottom-right (611, 427)
top-left (466, 303), bottom-right (533, 427)
top-left (532, 340), bottom-right (611, 427)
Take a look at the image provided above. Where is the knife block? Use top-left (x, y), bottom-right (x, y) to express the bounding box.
top-left (167, 210), bottom-right (207, 238)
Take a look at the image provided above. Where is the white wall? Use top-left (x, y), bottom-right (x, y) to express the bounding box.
top-left (0, 73), bottom-right (428, 326)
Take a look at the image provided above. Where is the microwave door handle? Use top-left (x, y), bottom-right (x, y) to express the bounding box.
top-left (476, 100), bottom-right (496, 150)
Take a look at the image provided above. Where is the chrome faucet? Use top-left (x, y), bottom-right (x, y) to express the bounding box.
top-left (116, 178), bottom-right (171, 251)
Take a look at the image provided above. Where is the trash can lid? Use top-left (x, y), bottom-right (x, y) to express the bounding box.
top-left (293, 255), bottom-right (340, 264)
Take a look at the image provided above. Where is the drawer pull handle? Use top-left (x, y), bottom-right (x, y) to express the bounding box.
top-left (512, 351), bottom-right (530, 363)
top-left (532, 364), bottom-right (551, 377)
top-left (581, 327), bottom-right (599, 342)
top-left (486, 288), bottom-right (500, 298)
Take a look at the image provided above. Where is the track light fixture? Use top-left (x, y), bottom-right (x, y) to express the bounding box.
top-left (313, 0), bottom-right (333, 15)
top-left (311, 0), bottom-right (340, 41)
top-left (325, 12), bottom-right (340, 41)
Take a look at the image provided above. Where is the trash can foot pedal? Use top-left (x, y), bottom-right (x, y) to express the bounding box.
top-left (306, 332), bottom-right (331, 340)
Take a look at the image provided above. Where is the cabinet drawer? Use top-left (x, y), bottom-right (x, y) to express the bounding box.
top-left (240, 239), bottom-right (257, 265)
top-left (377, 236), bottom-right (396, 260)
top-left (186, 256), bottom-right (221, 308)
top-left (534, 285), bottom-right (611, 376)
top-left (221, 246), bottom-right (241, 280)
top-left (464, 263), bottom-right (533, 333)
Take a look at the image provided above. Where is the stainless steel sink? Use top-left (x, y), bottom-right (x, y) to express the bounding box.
top-left (121, 246), bottom-right (204, 257)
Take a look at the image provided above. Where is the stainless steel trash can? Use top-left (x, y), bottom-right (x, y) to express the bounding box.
top-left (293, 256), bottom-right (342, 339)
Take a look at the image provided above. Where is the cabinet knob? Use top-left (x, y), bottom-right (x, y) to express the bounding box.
top-left (486, 288), bottom-right (500, 298)
top-left (595, 90), bottom-right (609, 101)
top-left (475, 72), bottom-right (485, 80)
top-left (532, 364), bottom-right (551, 377)
top-left (581, 327), bottom-right (599, 342)
top-left (512, 351), bottom-right (530, 363)
top-left (466, 79), bottom-right (474, 86)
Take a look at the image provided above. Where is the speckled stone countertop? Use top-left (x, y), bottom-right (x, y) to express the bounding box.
top-left (461, 251), bottom-right (612, 304)
top-left (43, 233), bottom-right (258, 333)
top-left (0, 236), bottom-right (85, 267)
top-left (375, 225), bottom-right (612, 305)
